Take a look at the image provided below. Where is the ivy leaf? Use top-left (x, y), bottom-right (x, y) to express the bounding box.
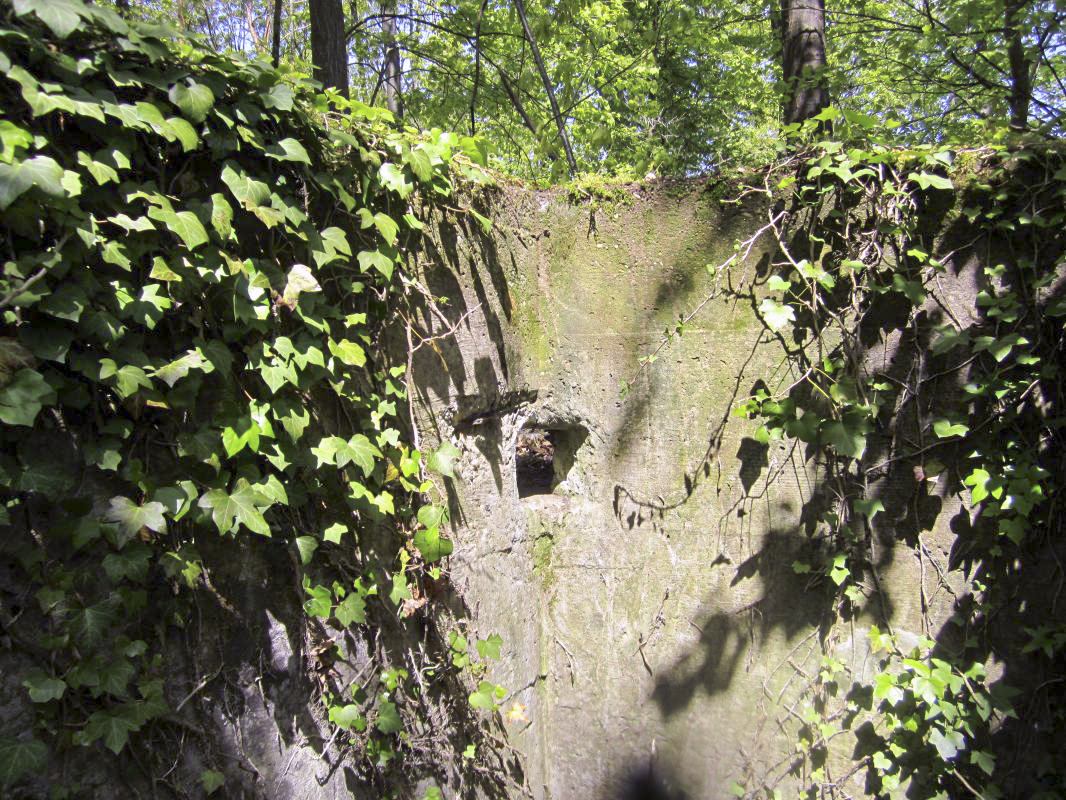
top-left (311, 434), bottom-right (381, 477)
top-left (328, 338), bottom-right (366, 367)
top-left (928, 727), bottom-right (964, 761)
top-left (262, 82), bottom-right (294, 110)
top-left (970, 750), bottom-right (995, 776)
top-left (198, 483), bottom-right (271, 536)
top-left (22, 670), bottom-right (66, 703)
top-left (160, 209), bottom-right (209, 250)
top-left (281, 263), bottom-right (321, 309)
top-left (102, 544), bottom-right (153, 583)
top-left (375, 700), bottom-right (403, 733)
top-left (416, 504), bottom-right (447, 529)
top-left (167, 81), bottom-right (214, 123)
top-left (853, 497), bottom-right (884, 519)
top-left (379, 162), bottom-right (412, 197)
top-left (822, 419), bottom-right (868, 460)
top-left (152, 350), bottom-right (209, 387)
top-left (468, 681), bottom-right (503, 711)
top-left (427, 442), bottom-right (462, 478)
top-left (200, 770), bottom-right (225, 795)
top-left (0, 121), bottom-right (33, 163)
top-left (0, 155), bottom-right (65, 209)
top-left (220, 163), bottom-right (269, 209)
top-left (932, 419), bottom-right (969, 438)
top-left (80, 709), bottom-right (138, 754)
top-left (357, 249), bottom-right (394, 280)
top-left (69, 603), bottom-right (116, 647)
top-left (166, 117), bottom-right (199, 152)
top-left (476, 634), bottom-right (503, 660)
top-left (413, 527), bottom-right (453, 562)
top-left (359, 210), bottom-right (399, 245)
top-left (328, 704), bottom-right (366, 730)
top-left (0, 737), bottom-right (47, 787)
top-left (294, 535), bottom-right (318, 565)
top-left (766, 275), bottom-right (791, 291)
top-left (758, 298), bottom-right (796, 331)
top-left (0, 368), bottom-right (55, 426)
top-left (265, 137), bottom-right (311, 164)
top-left (10, 0), bottom-right (85, 38)
top-left (323, 522), bottom-right (348, 544)
top-left (105, 497), bottom-right (166, 541)
top-left (909, 171), bottom-right (953, 191)
top-left (334, 593), bottom-right (366, 626)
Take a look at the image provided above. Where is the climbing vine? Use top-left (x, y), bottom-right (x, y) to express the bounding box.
top-left (0, 1), bottom-right (514, 797)
top-left (718, 109), bottom-right (1066, 797)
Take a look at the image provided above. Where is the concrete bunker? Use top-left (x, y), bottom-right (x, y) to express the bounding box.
top-left (515, 423), bottom-right (588, 497)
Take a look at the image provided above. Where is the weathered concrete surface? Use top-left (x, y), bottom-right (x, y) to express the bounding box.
top-left (411, 182), bottom-right (963, 799)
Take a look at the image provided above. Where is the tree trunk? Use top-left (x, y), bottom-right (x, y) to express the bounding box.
top-left (1004, 0), bottom-right (1031, 129)
top-left (781, 0), bottom-right (828, 124)
top-left (382, 0), bottom-right (403, 119)
top-left (271, 0), bottom-right (283, 68)
top-left (309, 0), bottom-right (348, 96)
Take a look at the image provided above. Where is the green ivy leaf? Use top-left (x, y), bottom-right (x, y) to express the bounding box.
top-left (280, 264), bottom-right (320, 309)
top-left (79, 709), bottom-right (138, 754)
top-left (909, 171), bottom-right (953, 191)
top-left (822, 420), bottom-right (867, 460)
top-left (311, 434), bottom-right (381, 477)
top-left (334, 593), bottom-right (366, 626)
top-left (105, 497), bottom-right (166, 541)
top-left (378, 162), bottom-right (412, 197)
top-left (200, 770), bottom-right (225, 795)
top-left (853, 497), bottom-right (884, 519)
top-left (0, 368), bottom-right (55, 426)
top-left (476, 634), bottom-right (503, 660)
top-left (468, 681), bottom-right (503, 711)
top-left (328, 338), bottom-right (366, 367)
top-left (932, 419), bottom-right (969, 438)
top-left (167, 81), bottom-right (214, 123)
top-left (0, 737), bottom-right (47, 787)
top-left (323, 522), bottom-right (348, 544)
top-left (328, 704), bottom-right (366, 730)
top-left (265, 137), bottom-right (311, 164)
top-left (375, 700), bottom-right (403, 733)
top-left (220, 162), bottom-right (269, 209)
top-left (294, 535), bottom-right (318, 565)
top-left (427, 441), bottom-right (462, 478)
top-left (357, 249), bottom-right (394, 280)
top-left (22, 670), bottom-right (66, 703)
top-left (262, 82), bottom-right (294, 111)
top-left (0, 155), bottom-right (66, 209)
top-left (10, 0), bottom-right (85, 38)
top-left (413, 527), bottom-right (453, 562)
top-left (758, 297), bottom-right (796, 331)
top-left (198, 483), bottom-right (271, 536)
top-left (69, 603), bottom-right (116, 647)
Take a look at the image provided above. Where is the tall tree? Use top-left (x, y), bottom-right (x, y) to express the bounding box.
top-left (1004, 0), bottom-right (1032, 129)
top-left (271, 0), bottom-right (283, 68)
top-left (310, 0), bottom-right (349, 96)
top-left (781, 0), bottom-right (829, 123)
top-left (381, 0), bottom-right (403, 119)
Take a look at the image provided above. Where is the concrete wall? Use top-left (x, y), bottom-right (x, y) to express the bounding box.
top-left (410, 181), bottom-right (961, 799)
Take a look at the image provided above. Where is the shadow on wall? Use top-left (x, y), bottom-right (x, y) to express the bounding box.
top-left (608, 193), bottom-right (1066, 796)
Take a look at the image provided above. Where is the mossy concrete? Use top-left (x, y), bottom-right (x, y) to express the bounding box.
top-left (412, 180), bottom-right (956, 799)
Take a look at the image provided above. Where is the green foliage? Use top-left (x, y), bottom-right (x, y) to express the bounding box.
top-left (0, 0), bottom-right (496, 791)
top-left (716, 115), bottom-right (1066, 797)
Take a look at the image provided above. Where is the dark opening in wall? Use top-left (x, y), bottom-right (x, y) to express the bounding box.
top-left (516, 424), bottom-right (588, 497)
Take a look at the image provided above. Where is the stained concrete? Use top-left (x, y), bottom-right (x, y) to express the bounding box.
top-left (411, 181), bottom-right (964, 799)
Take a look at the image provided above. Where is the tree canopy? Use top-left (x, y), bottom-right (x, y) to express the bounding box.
top-left (109, 0), bottom-right (1065, 180)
